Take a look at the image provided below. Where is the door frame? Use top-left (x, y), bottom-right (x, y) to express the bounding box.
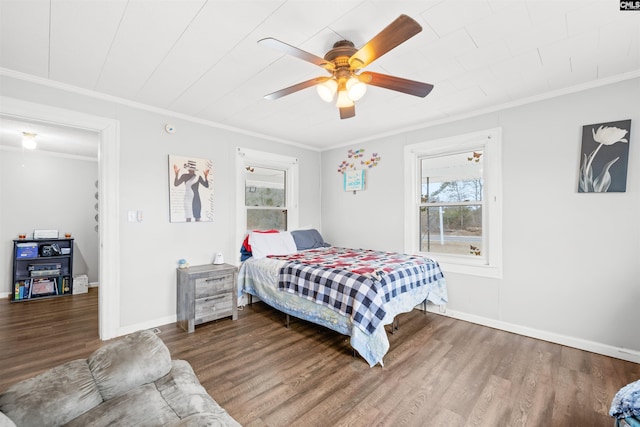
top-left (1, 96), bottom-right (120, 340)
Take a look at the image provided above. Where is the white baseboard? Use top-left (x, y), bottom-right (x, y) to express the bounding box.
top-left (116, 315), bottom-right (177, 337)
top-left (426, 306), bottom-right (640, 364)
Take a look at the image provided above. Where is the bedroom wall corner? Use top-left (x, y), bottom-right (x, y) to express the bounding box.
top-left (320, 77), bottom-right (640, 361)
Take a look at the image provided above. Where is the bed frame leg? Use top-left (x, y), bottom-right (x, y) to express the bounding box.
top-left (391, 316), bottom-right (399, 334)
top-left (422, 299), bottom-right (427, 314)
top-left (285, 313), bottom-right (290, 329)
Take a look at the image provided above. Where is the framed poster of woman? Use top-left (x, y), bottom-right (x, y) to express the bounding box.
top-left (168, 155), bottom-right (214, 222)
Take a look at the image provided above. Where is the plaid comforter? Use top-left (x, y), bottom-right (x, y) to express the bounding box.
top-left (268, 247), bottom-right (445, 335)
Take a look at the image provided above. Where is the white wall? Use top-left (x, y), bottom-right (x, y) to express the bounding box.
top-left (0, 74), bottom-right (322, 331)
top-left (322, 78), bottom-right (640, 361)
top-left (0, 149), bottom-right (100, 284)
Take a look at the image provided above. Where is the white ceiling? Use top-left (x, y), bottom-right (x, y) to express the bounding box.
top-left (0, 0), bottom-right (639, 153)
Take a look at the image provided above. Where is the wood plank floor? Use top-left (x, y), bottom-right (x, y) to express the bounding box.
top-left (1, 288), bottom-right (638, 426)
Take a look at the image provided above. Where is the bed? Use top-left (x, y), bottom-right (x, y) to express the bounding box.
top-left (237, 229), bottom-right (448, 367)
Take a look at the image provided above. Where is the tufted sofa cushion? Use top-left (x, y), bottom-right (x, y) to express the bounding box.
top-left (88, 329), bottom-right (172, 401)
top-left (0, 359), bottom-right (103, 427)
top-left (65, 383), bottom-right (181, 427)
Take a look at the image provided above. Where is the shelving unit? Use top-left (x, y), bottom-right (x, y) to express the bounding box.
top-left (12, 238), bottom-right (74, 302)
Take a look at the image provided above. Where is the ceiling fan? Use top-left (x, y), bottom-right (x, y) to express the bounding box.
top-left (259, 14), bottom-right (434, 120)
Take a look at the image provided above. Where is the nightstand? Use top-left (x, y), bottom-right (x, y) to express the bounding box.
top-left (176, 263), bottom-right (237, 333)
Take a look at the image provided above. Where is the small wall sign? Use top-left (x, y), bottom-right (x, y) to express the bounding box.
top-left (344, 169), bottom-right (365, 192)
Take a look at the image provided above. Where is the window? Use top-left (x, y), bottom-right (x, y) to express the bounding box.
top-left (236, 148), bottom-right (298, 242)
top-left (404, 128), bottom-right (502, 278)
top-left (245, 166), bottom-right (287, 230)
top-left (420, 151), bottom-right (484, 256)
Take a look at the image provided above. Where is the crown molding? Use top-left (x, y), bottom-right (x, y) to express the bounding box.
top-left (3, 67), bottom-right (638, 154)
top-left (0, 68), bottom-right (320, 152)
top-left (325, 69), bottom-right (640, 151)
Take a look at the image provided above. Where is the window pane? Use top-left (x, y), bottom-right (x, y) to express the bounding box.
top-left (419, 205), bottom-right (482, 256)
top-left (247, 209), bottom-right (287, 230)
top-left (245, 166), bottom-right (285, 207)
top-left (421, 151), bottom-right (483, 203)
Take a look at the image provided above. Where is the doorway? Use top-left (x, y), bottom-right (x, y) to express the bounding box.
top-left (0, 96), bottom-right (120, 340)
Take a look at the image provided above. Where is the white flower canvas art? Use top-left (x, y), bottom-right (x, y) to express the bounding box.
top-left (578, 119), bottom-right (631, 193)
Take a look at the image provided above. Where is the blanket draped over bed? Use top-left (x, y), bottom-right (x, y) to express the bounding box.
top-left (238, 246), bottom-right (448, 367)
top-left (270, 247), bottom-right (446, 335)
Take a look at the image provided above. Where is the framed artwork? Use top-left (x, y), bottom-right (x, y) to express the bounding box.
top-left (168, 155), bottom-right (214, 222)
top-left (578, 119), bottom-right (631, 193)
top-left (344, 169), bottom-right (365, 192)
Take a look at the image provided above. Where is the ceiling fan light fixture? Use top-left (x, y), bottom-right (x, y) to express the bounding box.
top-left (260, 15), bottom-right (432, 119)
top-left (336, 89), bottom-right (354, 108)
top-left (317, 79), bottom-right (337, 102)
top-left (346, 77), bottom-right (366, 101)
top-left (22, 132), bottom-right (37, 150)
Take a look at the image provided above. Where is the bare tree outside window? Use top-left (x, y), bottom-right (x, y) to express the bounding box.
top-left (420, 151), bottom-right (483, 256)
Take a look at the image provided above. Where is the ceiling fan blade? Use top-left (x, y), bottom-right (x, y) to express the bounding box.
top-left (339, 105), bottom-right (355, 120)
top-left (264, 76), bottom-right (331, 100)
top-left (349, 15), bottom-right (422, 70)
top-left (359, 72), bottom-right (433, 97)
top-left (258, 38), bottom-right (334, 71)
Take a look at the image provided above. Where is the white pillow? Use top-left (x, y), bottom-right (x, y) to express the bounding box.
top-left (249, 231), bottom-right (297, 260)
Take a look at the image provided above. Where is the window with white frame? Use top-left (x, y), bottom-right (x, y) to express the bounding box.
top-left (245, 166), bottom-right (287, 230)
top-left (404, 128), bottom-right (502, 278)
top-left (420, 151), bottom-right (484, 256)
top-left (236, 148), bottom-right (298, 238)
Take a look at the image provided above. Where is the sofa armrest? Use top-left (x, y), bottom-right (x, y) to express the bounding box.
top-left (156, 360), bottom-right (241, 426)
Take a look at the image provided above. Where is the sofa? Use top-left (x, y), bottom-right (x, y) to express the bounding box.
top-left (0, 330), bottom-right (241, 427)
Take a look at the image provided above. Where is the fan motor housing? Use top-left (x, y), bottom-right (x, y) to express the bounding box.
top-left (324, 40), bottom-right (357, 62)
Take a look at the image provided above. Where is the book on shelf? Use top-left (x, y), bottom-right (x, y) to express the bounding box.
top-left (31, 277), bottom-right (57, 297)
top-left (14, 280), bottom-right (31, 300)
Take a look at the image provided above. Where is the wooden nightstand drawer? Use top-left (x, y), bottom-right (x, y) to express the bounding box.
top-left (195, 293), bottom-right (233, 324)
top-left (195, 274), bottom-right (234, 298)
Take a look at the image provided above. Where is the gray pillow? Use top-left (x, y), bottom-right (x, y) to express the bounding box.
top-left (291, 229), bottom-right (330, 250)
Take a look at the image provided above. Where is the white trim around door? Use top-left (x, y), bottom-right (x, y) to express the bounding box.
top-left (0, 96), bottom-right (120, 340)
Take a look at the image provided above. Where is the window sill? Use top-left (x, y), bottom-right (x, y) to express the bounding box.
top-left (423, 253), bottom-right (502, 279)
